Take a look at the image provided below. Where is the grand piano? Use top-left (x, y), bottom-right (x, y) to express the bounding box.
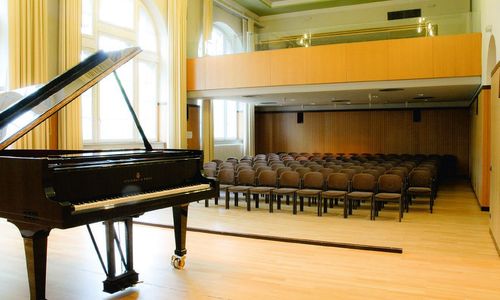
top-left (0, 47), bottom-right (218, 300)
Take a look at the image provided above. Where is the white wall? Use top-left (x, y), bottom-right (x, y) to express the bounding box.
top-left (257, 0), bottom-right (471, 37)
top-left (477, 0), bottom-right (500, 84)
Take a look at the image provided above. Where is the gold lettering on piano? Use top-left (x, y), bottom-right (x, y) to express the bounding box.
top-left (123, 172), bottom-right (152, 184)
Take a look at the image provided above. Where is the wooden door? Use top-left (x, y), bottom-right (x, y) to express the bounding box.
top-left (187, 104), bottom-right (200, 149)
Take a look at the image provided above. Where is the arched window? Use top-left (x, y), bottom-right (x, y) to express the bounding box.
top-left (206, 22), bottom-right (246, 143)
top-left (0, 0), bottom-right (8, 92)
top-left (81, 0), bottom-right (162, 145)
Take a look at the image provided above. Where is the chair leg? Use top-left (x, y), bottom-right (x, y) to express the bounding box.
top-left (255, 194), bottom-right (259, 208)
top-left (269, 193), bottom-right (274, 213)
top-left (399, 198), bottom-right (402, 222)
top-left (344, 198), bottom-right (348, 218)
top-left (225, 189), bottom-right (230, 209)
top-left (323, 197), bottom-right (328, 213)
top-left (246, 192), bottom-right (251, 212)
top-left (205, 199), bottom-right (209, 207)
top-left (370, 198), bottom-right (374, 220)
top-left (293, 194), bottom-right (297, 215)
top-left (430, 194), bottom-right (434, 213)
top-left (299, 197), bottom-right (304, 212)
top-left (234, 193), bottom-right (238, 207)
top-left (277, 196), bottom-right (282, 210)
top-left (317, 196), bottom-right (322, 217)
top-left (215, 196), bottom-right (219, 205)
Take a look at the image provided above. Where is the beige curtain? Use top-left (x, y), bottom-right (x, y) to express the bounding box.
top-left (167, 0), bottom-right (187, 148)
top-left (202, 0), bottom-right (213, 56)
top-left (57, 0), bottom-right (82, 150)
top-left (8, 0), bottom-right (50, 149)
top-left (202, 99), bottom-right (214, 162)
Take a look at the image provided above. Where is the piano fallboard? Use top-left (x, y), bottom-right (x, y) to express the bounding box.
top-left (0, 148), bottom-right (218, 229)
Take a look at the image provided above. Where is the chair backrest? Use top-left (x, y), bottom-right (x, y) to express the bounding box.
top-left (378, 174), bottom-right (403, 193)
top-left (257, 170), bottom-right (277, 187)
top-left (390, 167), bottom-right (408, 176)
top-left (236, 169), bottom-right (256, 186)
top-left (276, 167), bottom-right (292, 177)
top-left (203, 168), bottom-right (216, 177)
top-left (339, 168), bottom-right (357, 180)
top-left (236, 165), bottom-right (252, 173)
top-left (295, 167), bottom-right (312, 178)
top-left (408, 170), bottom-right (432, 187)
top-left (302, 172), bottom-right (324, 189)
top-left (319, 168), bottom-right (334, 179)
top-left (255, 166), bottom-right (272, 177)
top-left (217, 168), bottom-right (235, 185)
top-left (219, 162), bottom-right (234, 170)
top-left (326, 173), bottom-right (349, 191)
top-left (362, 169), bottom-right (381, 180)
top-left (211, 159), bottom-right (223, 168)
top-left (271, 163), bottom-right (285, 170)
top-left (348, 166), bottom-right (364, 173)
top-left (351, 173), bottom-right (376, 192)
top-left (309, 165), bottom-right (323, 172)
top-left (385, 169), bottom-right (406, 181)
top-left (278, 171), bottom-right (300, 188)
top-left (203, 162), bottom-right (217, 169)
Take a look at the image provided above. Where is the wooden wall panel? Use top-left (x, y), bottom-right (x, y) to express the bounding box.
top-left (307, 44), bottom-right (347, 84)
top-left (187, 33), bottom-right (482, 91)
top-left (387, 37), bottom-right (434, 80)
top-left (269, 47), bottom-right (308, 86)
top-left (255, 108), bottom-right (470, 175)
top-left (187, 58), bottom-right (205, 90)
top-left (237, 51), bottom-right (271, 88)
top-left (490, 67), bottom-right (500, 248)
top-left (345, 40), bottom-right (388, 82)
top-left (454, 33), bottom-right (482, 76)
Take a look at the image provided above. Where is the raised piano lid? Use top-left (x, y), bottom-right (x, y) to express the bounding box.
top-left (0, 47), bottom-right (142, 150)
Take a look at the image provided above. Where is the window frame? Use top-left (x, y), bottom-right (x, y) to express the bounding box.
top-left (81, 0), bottom-right (161, 145)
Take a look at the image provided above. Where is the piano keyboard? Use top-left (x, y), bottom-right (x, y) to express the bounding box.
top-left (72, 183), bottom-right (211, 214)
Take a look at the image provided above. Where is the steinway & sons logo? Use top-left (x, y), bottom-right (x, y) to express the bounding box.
top-left (124, 172), bottom-right (153, 184)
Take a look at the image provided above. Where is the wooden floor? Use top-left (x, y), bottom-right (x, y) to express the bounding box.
top-left (1, 180), bottom-right (500, 299)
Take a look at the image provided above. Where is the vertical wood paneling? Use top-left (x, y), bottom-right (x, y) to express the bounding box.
top-left (345, 40), bottom-right (388, 82)
top-left (307, 44), bottom-right (347, 84)
top-left (387, 37), bottom-right (434, 80)
top-left (269, 47), bottom-right (308, 86)
top-left (186, 58), bottom-right (205, 90)
top-left (490, 69), bottom-right (500, 245)
top-left (255, 109), bottom-right (470, 174)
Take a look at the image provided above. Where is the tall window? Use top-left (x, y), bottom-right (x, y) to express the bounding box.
top-left (81, 0), bottom-right (160, 144)
top-left (0, 0), bottom-right (8, 92)
top-left (207, 23), bottom-right (246, 144)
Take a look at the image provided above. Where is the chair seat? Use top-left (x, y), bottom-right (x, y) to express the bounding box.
top-left (407, 187), bottom-right (431, 193)
top-left (375, 193), bottom-right (401, 200)
top-left (219, 184), bottom-right (234, 190)
top-left (273, 188), bottom-right (298, 195)
top-left (297, 189), bottom-right (322, 197)
top-left (322, 190), bottom-right (347, 198)
top-left (347, 191), bottom-right (373, 198)
top-left (227, 185), bottom-right (252, 193)
top-left (248, 187), bottom-right (274, 194)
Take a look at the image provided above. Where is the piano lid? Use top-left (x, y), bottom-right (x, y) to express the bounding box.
top-left (0, 47), bottom-right (142, 150)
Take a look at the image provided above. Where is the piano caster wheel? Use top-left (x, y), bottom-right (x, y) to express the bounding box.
top-left (171, 255), bottom-right (186, 270)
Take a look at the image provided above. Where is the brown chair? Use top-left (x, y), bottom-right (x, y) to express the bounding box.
top-left (321, 173), bottom-right (350, 215)
top-left (210, 168), bottom-right (234, 207)
top-left (296, 172), bottom-right (324, 216)
top-left (227, 169), bottom-right (256, 211)
top-left (345, 173), bottom-right (376, 218)
top-left (271, 171), bottom-right (300, 214)
top-left (203, 167), bottom-right (217, 178)
top-left (248, 170), bottom-right (277, 209)
top-left (407, 169), bottom-right (434, 213)
top-left (203, 161), bottom-right (217, 169)
top-left (372, 174), bottom-right (404, 222)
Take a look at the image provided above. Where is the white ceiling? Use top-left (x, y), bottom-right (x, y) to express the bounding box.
top-left (187, 76), bottom-right (481, 111)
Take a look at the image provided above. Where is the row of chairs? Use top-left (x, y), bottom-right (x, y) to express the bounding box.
top-left (206, 162), bottom-right (436, 221)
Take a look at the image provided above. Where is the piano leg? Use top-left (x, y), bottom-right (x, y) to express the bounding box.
top-left (11, 223), bottom-right (51, 300)
top-left (171, 204), bottom-right (188, 269)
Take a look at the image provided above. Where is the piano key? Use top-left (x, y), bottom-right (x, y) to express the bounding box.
top-left (72, 183), bottom-right (211, 214)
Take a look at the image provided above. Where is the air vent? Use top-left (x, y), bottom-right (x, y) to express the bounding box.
top-left (413, 96), bottom-right (435, 100)
top-left (259, 101), bottom-right (278, 105)
top-left (388, 9), bottom-right (421, 20)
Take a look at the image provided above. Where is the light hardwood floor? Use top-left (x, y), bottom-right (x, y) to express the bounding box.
top-left (1, 180), bottom-right (499, 299)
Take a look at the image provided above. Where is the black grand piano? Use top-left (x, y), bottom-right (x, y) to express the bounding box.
top-left (0, 47), bottom-right (218, 300)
